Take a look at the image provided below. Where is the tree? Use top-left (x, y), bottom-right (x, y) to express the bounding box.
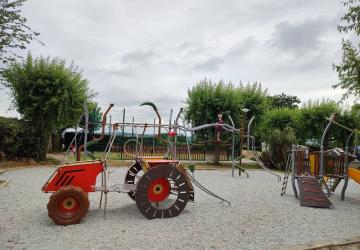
top-left (297, 99), bottom-right (340, 146)
top-left (185, 79), bottom-right (268, 130)
top-left (333, 0), bottom-right (360, 99)
top-left (268, 92), bottom-right (300, 109)
top-left (185, 79), bottom-right (269, 163)
top-left (1, 53), bottom-right (93, 159)
top-left (0, 0), bottom-right (41, 64)
top-left (258, 108), bottom-right (299, 170)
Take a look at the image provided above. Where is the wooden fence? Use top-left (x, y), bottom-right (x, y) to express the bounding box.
top-left (105, 145), bottom-right (236, 161)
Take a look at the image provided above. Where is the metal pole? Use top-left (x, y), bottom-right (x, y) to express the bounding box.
top-left (153, 118), bottom-right (156, 155)
top-left (328, 119), bottom-right (355, 133)
top-left (239, 116), bottom-right (245, 170)
top-left (109, 115), bottom-right (112, 135)
top-left (132, 117), bottom-right (134, 137)
top-left (341, 132), bottom-right (353, 200)
top-left (92, 109), bottom-right (95, 135)
top-left (84, 103), bottom-right (89, 156)
top-left (168, 109), bottom-right (173, 159)
top-left (291, 145), bottom-right (298, 199)
top-left (320, 118), bottom-right (333, 197)
top-left (227, 114), bottom-right (236, 177)
top-left (122, 108), bottom-right (125, 136)
top-left (247, 116), bottom-right (255, 153)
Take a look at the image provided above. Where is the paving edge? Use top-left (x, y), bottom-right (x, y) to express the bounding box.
top-left (275, 236), bottom-right (360, 250)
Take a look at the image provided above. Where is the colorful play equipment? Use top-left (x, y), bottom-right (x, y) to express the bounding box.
top-left (281, 113), bottom-right (360, 208)
top-left (43, 101), bottom-right (282, 225)
top-left (43, 102), bottom-right (257, 225)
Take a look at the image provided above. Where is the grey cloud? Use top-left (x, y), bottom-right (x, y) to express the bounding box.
top-left (189, 37), bottom-right (255, 72)
top-left (270, 18), bottom-right (337, 55)
top-left (89, 67), bottom-right (135, 77)
top-left (89, 48), bottom-right (157, 77)
top-left (176, 42), bottom-right (204, 55)
top-left (192, 57), bottom-right (223, 71)
top-left (227, 37), bottom-right (256, 57)
top-left (120, 49), bottom-right (156, 64)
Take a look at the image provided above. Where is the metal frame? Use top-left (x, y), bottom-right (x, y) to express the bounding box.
top-left (48, 102), bottom-right (283, 222)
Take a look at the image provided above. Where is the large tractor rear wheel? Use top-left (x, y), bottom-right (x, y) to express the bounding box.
top-left (47, 186), bottom-right (89, 226)
top-left (135, 165), bottom-right (189, 219)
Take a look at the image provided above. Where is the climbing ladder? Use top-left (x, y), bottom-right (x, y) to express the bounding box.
top-left (280, 154), bottom-right (292, 196)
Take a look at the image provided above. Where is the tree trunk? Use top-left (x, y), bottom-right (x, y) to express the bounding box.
top-left (47, 133), bottom-right (52, 152)
top-left (214, 143), bottom-right (220, 164)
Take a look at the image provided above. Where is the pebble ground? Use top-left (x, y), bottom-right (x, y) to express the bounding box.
top-left (1, 167), bottom-right (360, 250)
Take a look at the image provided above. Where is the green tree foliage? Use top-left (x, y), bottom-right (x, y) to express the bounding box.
top-left (297, 100), bottom-right (340, 146)
top-left (185, 79), bottom-right (268, 131)
top-left (268, 92), bottom-right (300, 109)
top-left (0, 116), bottom-right (40, 160)
top-left (1, 53), bottom-right (93, 159)
top-left (185, 79), bottom-right (268, 163)
top-left (333, 0), bottom-right (360, 99)
top-left (258, 108), bottom-right (299, 169)
top-left (0, 0), bottom-right (41, 64)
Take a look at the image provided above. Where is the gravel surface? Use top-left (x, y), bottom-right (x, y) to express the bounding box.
top-left (1, 167), bottom-right (360, 250)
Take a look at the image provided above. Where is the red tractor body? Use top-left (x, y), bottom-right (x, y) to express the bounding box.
top-left (42, 160), bottom-right (104, 193)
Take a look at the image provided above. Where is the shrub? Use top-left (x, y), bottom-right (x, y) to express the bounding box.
top-left (0, 116), bottom-right (42, 160)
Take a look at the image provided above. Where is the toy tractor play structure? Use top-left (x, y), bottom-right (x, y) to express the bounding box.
top-left (42, 103), bottom-right (230, 225)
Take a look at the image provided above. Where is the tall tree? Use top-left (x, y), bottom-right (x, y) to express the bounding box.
top-left (0, 0), bottom-right (41, 64)
top-left (258, 108), bottom-right (299, 170)
top-left (333, 0), bottom-right (360, 99)
top-left (185, 79), bottom-right (268, 129)
top-left (185, 79), bottom-right (269, 163)
top-left (297, 99), bottom-right (340, 146)
top-left (1, 53), bottom-right (93, 159)
top-left (269, 92), bottom-right (300, 109)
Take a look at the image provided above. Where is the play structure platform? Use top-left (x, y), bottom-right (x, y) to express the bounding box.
top-left (281, 113), bottom-right (360, 208)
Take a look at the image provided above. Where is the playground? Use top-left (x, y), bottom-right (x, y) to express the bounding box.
top-left (1, 167), bottom-right (360, 250)
top-left (2, 1), bottom-right (360, 249)
top-left (0, 103), bottom-right (360, 250)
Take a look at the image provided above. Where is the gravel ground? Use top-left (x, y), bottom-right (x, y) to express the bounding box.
top-left (1, 167), bottom-right (360, 250)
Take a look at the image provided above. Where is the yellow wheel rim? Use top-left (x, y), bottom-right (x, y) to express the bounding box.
top-left (63, 197), bottom-right (76, 210)
top-left (153, 184), bottom-right (163, 195)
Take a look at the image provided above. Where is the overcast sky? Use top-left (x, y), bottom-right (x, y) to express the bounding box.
top-left (0, 0), bottom-right (351, 123)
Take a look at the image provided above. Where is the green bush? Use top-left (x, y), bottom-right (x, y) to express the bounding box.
top-left (0, 116), bottom-right (42, 160)
top-left (258, 108), bottom-right (299, 170)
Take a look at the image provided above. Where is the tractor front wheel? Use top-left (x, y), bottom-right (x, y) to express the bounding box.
top-left (47, 186), bottom-right (89, 226)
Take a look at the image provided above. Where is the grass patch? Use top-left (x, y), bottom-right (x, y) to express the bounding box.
top-left (181, 162), bottom-right (261, 170)
top-left (0, 156), bottom-right (60, 170)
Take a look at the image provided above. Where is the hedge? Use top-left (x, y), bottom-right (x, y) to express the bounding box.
top-left (0, 116), bottom-right (42, 160)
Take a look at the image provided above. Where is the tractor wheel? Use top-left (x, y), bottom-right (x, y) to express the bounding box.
top-left (47, 186), bottom-right (89, 226)
top-left (124, 162), bottom-right (144, 201)
top-left (135, 165), bottom-right (189, 219)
